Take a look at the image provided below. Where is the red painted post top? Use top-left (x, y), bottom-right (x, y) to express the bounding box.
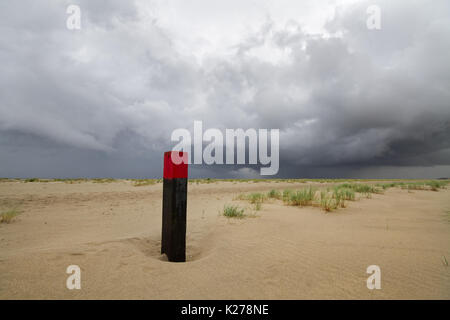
top-left (163, 151), bottom-right (188, 179)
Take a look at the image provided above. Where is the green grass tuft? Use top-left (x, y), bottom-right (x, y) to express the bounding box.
top-left (320, 197), bottom-right (338, 212)
top-left (223, 205), bottom-right (245, 218)
top-left (267, 189), bottom-right (281, 200)
top-left (248, 193), bottom-right (265, 204)
top-left (333, 187), bottom-right (355, 201)
top-left (287, 187), bottom-right (316, 207)
top-left (0, 208), bottom-right (20, 224)
top-left (282, 189), bottom-right (293, 202)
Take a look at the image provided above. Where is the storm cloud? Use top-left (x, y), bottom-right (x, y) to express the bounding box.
top-left (0, 0), bottom-right (449, 178)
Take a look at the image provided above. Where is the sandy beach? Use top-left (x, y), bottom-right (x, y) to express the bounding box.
top-left (0, 180), bottom-right (449, 299)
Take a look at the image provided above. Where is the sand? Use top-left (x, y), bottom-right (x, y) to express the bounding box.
top-left (0, 180), bottom-right (449, 299)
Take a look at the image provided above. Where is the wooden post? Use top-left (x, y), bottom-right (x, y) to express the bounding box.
top-left (161, 151), bottom-right (188, 262)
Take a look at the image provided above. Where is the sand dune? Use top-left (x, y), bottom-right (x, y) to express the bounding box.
top-left (0, 180), bottom-right (449, 299)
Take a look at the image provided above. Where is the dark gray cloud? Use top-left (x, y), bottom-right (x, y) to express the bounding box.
top-left (0, 0), bottom-right (449, 179)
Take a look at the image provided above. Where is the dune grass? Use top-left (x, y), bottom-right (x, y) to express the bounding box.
top-left (336, 183), bottom-right (380, 194)
top-left (92, 178), bottom-right (118, 183)
top-left (282, 189), bottom-right (293, 202)
top-left (0, 208), bottom-right (20, 224)
top-left (234, 192), bottom-right (265, 202)
top-left (223, 205), bottom-right (245, 218)
top-left (189, 178), bottom-right (216, 184)
top-left (248, 193), bottom-right (265, 204)
top-left (235, 192), bottom-right (266, 211)
top-left (374, 180), bottom-right (448, 192)
top-left (236, 183), bottom-right (366, 213)
top-left (376, 182), bottom-right (399, 190)
top-left (320, 192), bottom-right (338, 212)
top-left (333, 187), bottom-right (355, 201)
top-left (232, 179), bottom-right (447, 213)
top-left (267, 189), bottom-right (281, 200)
top-left (133, 179), bottom-right (161, 187)
top-left (286, 187), bottom-right (316, 206)
top-left (53, 178), bottom-right (89, 184)
top-left (8, 178), bottom-right (449, 191)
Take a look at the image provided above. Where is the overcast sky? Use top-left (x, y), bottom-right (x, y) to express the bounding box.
top-left (0, 0), bottom-right (449, 179)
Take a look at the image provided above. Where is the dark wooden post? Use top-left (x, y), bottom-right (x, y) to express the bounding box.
top-left (161, 151), bottom-right (188, 262)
